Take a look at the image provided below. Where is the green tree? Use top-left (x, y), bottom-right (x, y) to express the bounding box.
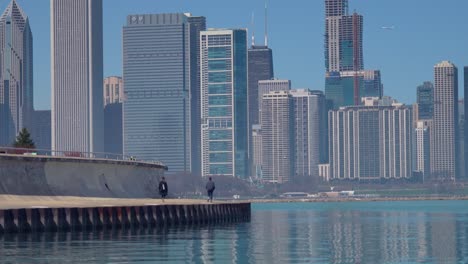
top-left (13, 128), bottom-right (35, 149)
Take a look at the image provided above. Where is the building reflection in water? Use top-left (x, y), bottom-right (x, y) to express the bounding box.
top-left (0, 202), bottom-right (468, 263)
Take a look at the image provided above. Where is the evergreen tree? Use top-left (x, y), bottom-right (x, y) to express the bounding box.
top-left (13, 128), bottom-right (35, 149)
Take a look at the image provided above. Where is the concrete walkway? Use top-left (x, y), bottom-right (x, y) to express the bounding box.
top-left (0, 195), bottom-right (225, 210)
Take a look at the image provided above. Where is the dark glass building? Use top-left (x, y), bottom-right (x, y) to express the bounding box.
top-left (417, 81), bottom-right (434, 120)
top-left (104, 103), bottom-right (122, 155)
top-left (464, 67), bottom-right (468, 181)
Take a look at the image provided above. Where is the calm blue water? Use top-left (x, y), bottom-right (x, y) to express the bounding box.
top-left (1, 201), bottom-right (468, 263)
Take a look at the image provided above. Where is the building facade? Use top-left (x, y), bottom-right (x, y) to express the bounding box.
top-left (258, 79), bottom-right (291, 123)
top-left (431, 61), bottom-right (458, 181)
top-left (417, 81), bottom-right (434, 120)
top-left (465, 67), bottom-right (468, 181)
top-left (252, 124), bottom-right (262, 179)
top-left (328, 99), bottom-right (412, 180)
top-left (200, 29), bottom-right (248, 178)
top-left (415, 120), bottom-right (431, 180)
top-left (290, 89), bottom-right (326, 179)
top-left (104, 76), bottom-right (124, 106)
top-left (104, 103), bottom-right (122, 155)
top-left (0, 0), bottom-right (33, 146)
top-left (261, 91), bottom-right (294, 183)
top-left (123, 13), bottom-right (204, 173)
top-left (51, 0), bottom-right (104, 154)
top-left (31, 110), bottom-right (51, 151)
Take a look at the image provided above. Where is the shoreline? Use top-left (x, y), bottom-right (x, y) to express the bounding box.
top-left (246, 196), bottom-right (468, 204)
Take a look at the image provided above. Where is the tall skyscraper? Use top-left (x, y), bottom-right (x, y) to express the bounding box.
top-left (261, 91), bottom-right (294, 183)
top-left (200, 29), bottom-right (248, 178)
top-left (0, 0), bottom-right (33, 146)
top-left (31, 110), bottom-right (51, 151)
top-left (188, 16), bottom-right (206, 177)
top-left (432, 61), bottom-right (458, 181)
top-left (248, 46), bottom-right (274, 127)
top-left (328, 98), bottom-right (412, 180)
top-left (51, 0), bottom-right (103, 154)
top-left (325, 70), bottom-right (382, 109)
top-left (104, 76), bottom-right (124, 106)
top-left (290, 89), bottom-right (326, 179)
top-left (325, 0), bottom-right (363, 72)
top-left (258, 79), bottom-right (291, 122)
top-left (104, 103), bottom-right (122, 155)
top-left (417, 81), bottom-right (434, 120)
top-left (252, 124), bottom-right (263, 179)
top-left (123, 14), bottom-right (204, 173)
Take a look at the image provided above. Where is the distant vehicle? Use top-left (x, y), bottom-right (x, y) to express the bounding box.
top-left (381, 26), bottom-right (395, 30)
top-left (280, 192), bottom-right (309, 198)
top-left (233, 194), bottom-right (240, 199)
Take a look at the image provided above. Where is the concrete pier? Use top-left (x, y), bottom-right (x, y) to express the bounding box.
top-left (0, 196), bottom-right (250, 234)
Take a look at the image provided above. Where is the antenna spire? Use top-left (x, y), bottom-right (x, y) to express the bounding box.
top-left (264, 0), bottom-right (268, 46)
top-left (251, 12), bottom-right (255, 46)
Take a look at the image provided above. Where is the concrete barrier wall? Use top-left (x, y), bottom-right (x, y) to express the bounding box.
top-left (0, 155), bottom-right (166, 198)
top-left (0, 203), bottom-right (251, 234)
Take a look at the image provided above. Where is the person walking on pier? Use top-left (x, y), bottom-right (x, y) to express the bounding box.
top-left (159, 177), bottom-right (168, 202)
top-left (206, 177), bottom-right (215, 202)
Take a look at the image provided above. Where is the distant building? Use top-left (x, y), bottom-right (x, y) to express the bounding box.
top-left (252, 125), bottom-right (263, 179)
top-left (290, 89), bottom-right (326, 179)
top-left (104, 76), bottom-right (124, 106)
top-left (431, 61), bottom-right (458, 181)
top-left (123, 13), bottom-right (205, 173)
top-left (200, 29), bottom-right (248, 178)
top-left (261, 91), bottom-right (294, 183)
top-left (325, 70), bottom-right (383, 109)
top-left (458, 99), bottom-right (465, 180)
top-left (258, 79), bottom-right (291, 123)
top-left (248, 45), bottom-right (274, 128)
top-left (31, 110), bottom-right (51, 151)
top-left (104, 103), bottom-right (122, 155)
top-left (417, 81), bottom-right (434, 120)
top-left (51, 0), bottom-right (104, 154)
top-left (325, 0), bottom-right (363, 72)
top-left (415, 120), bottom-right (431, 180)
top-left (0, 0), bottom-right (33, 146)
top-left (328, 98), bottom-right (412, 180)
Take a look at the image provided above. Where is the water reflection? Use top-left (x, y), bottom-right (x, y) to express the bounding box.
top-left (1, 201), bottom-right (468, 263)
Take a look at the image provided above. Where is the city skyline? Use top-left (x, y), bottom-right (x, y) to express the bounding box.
top-left (5, 0), bottom-right (468, 110)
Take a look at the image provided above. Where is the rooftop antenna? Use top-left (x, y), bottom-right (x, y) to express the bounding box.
top-left (251, 12), bottom-right (255, 46)
top-left (264, 0), bottom-right (268, 46)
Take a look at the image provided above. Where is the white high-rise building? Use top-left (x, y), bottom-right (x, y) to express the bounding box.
top-left (432, 61), bottom-right (458, 181)
top-left (51, 0), bottom-right (104, 154)
top-left (290, 89), bottom-right (326, 179)
top-left (261, 91), bottom-right (294, 183)
top-left (257, 79), bottom-right (291, 123)
top-left (0, 0), bottom-right (33, 146)
top-left (328, 98), bottom-right (412, 180)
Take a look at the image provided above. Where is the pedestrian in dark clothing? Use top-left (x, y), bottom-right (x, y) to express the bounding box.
top-left (206, 177), bottom-right (215, 202)
top-left (159, 177), bottom-right (168, 202)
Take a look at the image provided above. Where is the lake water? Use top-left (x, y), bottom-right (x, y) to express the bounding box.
top-left (1, 201), bottom-right (468, 263)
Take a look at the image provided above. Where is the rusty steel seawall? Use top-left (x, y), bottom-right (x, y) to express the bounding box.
top-left (0, 154), bottom-right (166, 198)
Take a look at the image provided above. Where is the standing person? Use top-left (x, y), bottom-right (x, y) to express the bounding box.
top-left (159, 177), bottom-right (168, 202)
top-left (206, 177), bottom-right (215, 202)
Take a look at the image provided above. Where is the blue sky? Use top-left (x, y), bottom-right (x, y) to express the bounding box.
top-left (8, 0), bottom-right (468, 110)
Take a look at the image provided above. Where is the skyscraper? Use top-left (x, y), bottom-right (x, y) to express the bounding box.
top-left (31, 110), bottom-right (51, 151)
top-left (123, 13), bottom-right (204, 173)
top-left (417, 81), bottom-right (434, 120)
top-left (104, 76), bottom-right (124, 106)
top-left (200, 29), bottom-right (248, 178)
top-left (104, 103), bottom-right (122, 155)
top-left (290, 89), bottom-right (326, 179)
top-left (248, 46), bottom-right (274, 127)
top-left (188, 16), bottom-right (206, 177)
top-left (328, 98), bottom-right (412, 180)
top-left (252, 124), bottom-right (263, 179)
top-left (0, 0), bottom-right (33, 146)
top-left (261, 91), bottom-right (294, 183)
top-left (51, 0), bottom-right (103, 154)
top-left (258, 79), bottom-right (291, 123)
top-left (432, 61), bottom-right (458, 181)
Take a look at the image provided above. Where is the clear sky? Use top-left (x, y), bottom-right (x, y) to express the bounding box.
top-left (7, 0), bottom-right (468, 110)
